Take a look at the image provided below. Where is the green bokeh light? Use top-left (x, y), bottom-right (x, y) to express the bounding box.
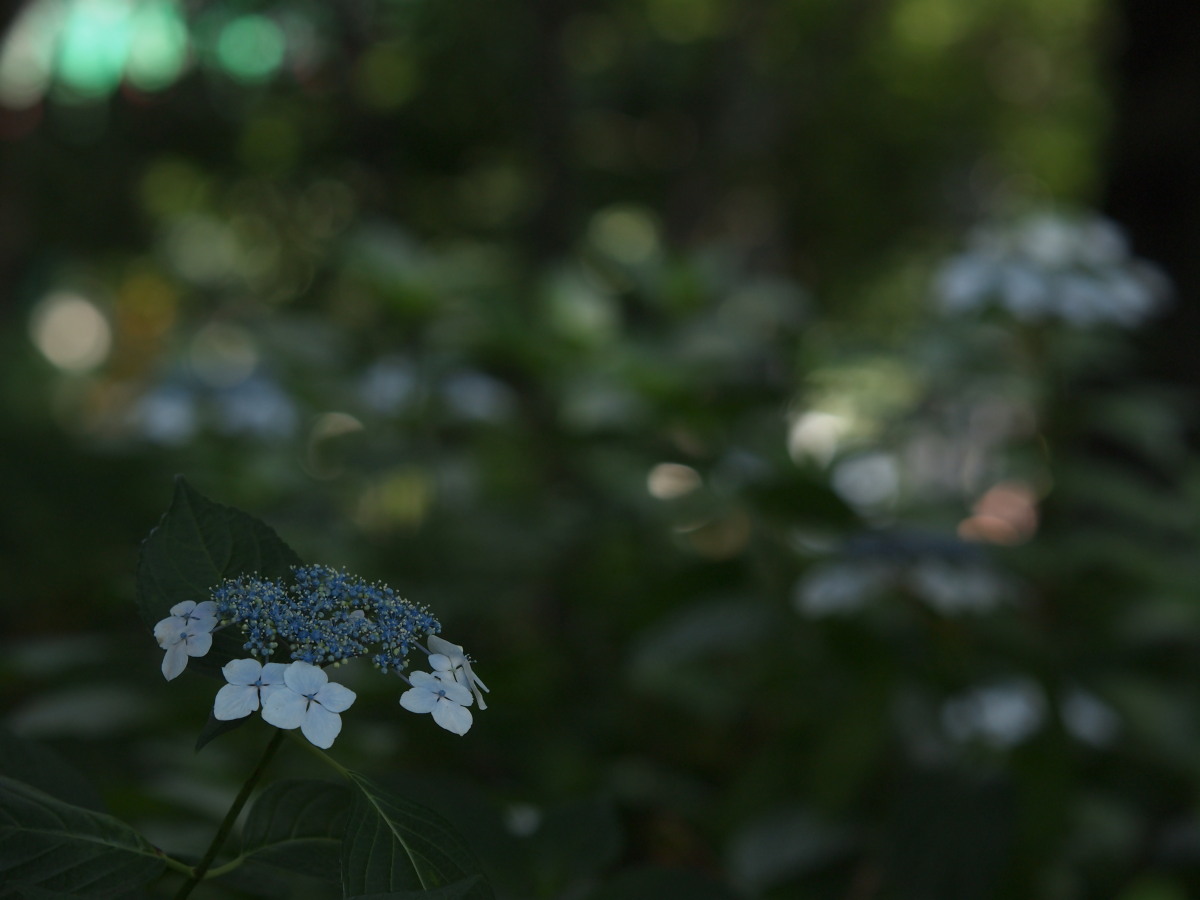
top-left (56, 0), bottom-right (133, 98)
top-left (126, 0), bottom-right (189, 92)
top-left (215, 15), bottom-right (285, 84)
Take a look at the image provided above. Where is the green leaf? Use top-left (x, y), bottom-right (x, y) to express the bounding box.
top-left (341, 771), bottom-right (493, 899)
top-left (0, 776), bottom-right (165, 899)
top-left (194, 712), bottom-right (250, 752)
top-left (242, 779), bottom-right (351, 881)
top-left (136, 477), bottom-right (304, 678)
top-left (0, 728), bottom-right (105, 813)
top-left (346, 881), bottom-right (481, 900)
top-left (137, 476), bottom-right (304, 625)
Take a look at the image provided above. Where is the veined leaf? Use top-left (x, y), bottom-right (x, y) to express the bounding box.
top-left (194, 712), bottom-right (250, 752)
top-left (0, 728), bottom-right (104, 813)
top-left (346, 881), bottom-right (481, 900)
top-left (136, 477), bottom-right (304, 678)
top-left (242, 779), bottom-right (350, 881)
top-left (341, 771), bottom-right (493, 899)
top-left (0, 776), bottom-right (165, 899)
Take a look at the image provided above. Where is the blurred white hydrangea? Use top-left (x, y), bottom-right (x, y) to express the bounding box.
top-left (215, 376), bottom-right (298, 439)
top-left (905, 559), bottom-right (1007, 615)
top-left (793, 562), bottom-right (885, 617)
top-left (935, 212), bottom-right (1168, 327)
top-left (942, 678), bottom-right (1046, 749)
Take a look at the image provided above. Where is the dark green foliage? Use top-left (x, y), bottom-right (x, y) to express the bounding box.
top-left (241, 779), bottom-right (349, 880)
top-left (2, 1), bottom-right (1196, 898)
top-left (0, 778), bottom-right (163, 898)
top-left (136, 477), bottom-right (303, 678)
top-left (137, 477), bottom-right (303, 626)
top-left (341, 772), bottom-right (493, 899)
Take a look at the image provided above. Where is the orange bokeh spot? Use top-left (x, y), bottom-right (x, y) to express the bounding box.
top-left (958, 481), bottom-right (1039, 545)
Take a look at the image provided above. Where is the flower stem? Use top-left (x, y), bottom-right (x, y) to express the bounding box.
top-left (173, 728), bottom-right (286, 900)
top-left (287, 729), bottom-right (350, 776)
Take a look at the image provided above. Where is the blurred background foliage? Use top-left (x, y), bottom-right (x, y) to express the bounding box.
top-left (1, 0), bottom-right (1199, 898)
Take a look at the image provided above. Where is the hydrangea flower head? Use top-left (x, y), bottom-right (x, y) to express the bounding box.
top-left (151, 563), bottom-right (489, 744)
top-left (211, 565), bottom-right (438, 671)
top-left (934, 212), bottom-right (1168, 327)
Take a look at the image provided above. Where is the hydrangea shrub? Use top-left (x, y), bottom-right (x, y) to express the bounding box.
top-left (2, 477), bottom-right (494, 899)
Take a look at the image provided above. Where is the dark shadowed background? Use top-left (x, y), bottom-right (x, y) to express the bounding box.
top-left (2, 0), bottom-right (1200, 897)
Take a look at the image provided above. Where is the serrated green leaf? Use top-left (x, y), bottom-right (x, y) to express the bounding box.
top-left (136, 477), bottom-right (304, 678)
top-left (0, 776), bottom-right (165, 899)
top-left (194, 712), bottom-right (250, 752)
top-left (341, 772), bottom-right (493, 900)
top-left (242, 779), bottom-right (350, 881)
top-left (0, 728), bottom-right (105, 813)
top-left (137, 477), bottom-right (304, 625)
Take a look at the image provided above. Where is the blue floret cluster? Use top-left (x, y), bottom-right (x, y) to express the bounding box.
top-left (212, 564), bottom-right (440, 672)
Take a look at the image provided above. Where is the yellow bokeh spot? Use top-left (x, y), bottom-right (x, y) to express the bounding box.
top-left (587, 205), bottom-right (660, 266)
top-left (353, 43), bottom-right (418, 112)
top-left (139, 158), bottom-right (209, 219)
top-left (646, 0), bottom-right (724, 43)
top-left (355, 468), bottom-right (435, 532)
top-left (239, 113), bottom-right (300, 172)
top-left (30, 291), bottom-right (112, 372)
top-left (891, 0), bottom-right (970, 53)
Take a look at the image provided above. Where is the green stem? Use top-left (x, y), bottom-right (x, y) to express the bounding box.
top-left (288, 730), bottom-right (350, 776)
top-left (173, 728), bottom-right (286, 900)
top-left (159, 854), bottom-right (194, 877)
top-left (203, 855), bottom-right (247, 879)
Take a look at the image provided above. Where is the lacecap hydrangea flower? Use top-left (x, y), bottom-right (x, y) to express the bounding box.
top-left (150, 564), bottom-right (489, 745)
top-left (153, 600), bottom-right (218, 681)
top-left (398, 635), bottom-right (490, 736)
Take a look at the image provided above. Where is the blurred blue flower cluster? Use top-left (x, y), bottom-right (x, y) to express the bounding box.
top-left (935, 212), bottom-right (1168, 326)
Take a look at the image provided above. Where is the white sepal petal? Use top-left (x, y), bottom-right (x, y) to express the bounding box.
top-left (431, 701), bottom-right (473, 735)
top-left (214, 684), bottom-right (258, 720)
top-left (259, 683), bottom-right (287, 707)
top-left (301, 703), bottom-right (343, 749)
top-left (192, 600), bottom-right (218, 620)
top-left (400, 688), bottom-right (439, 714)
top-left (222, 658), bottom-right (263, 686)
top-left (426, 635), bottom-right (460, 657)
top-left (315, 682), bottom-right (356, 714)
top-left (262, 689), bottom-right (308, 730)
top-left (186, 631), bottom-right (213, 658)
top-left (154, 616), bottom-right (186, 648)
top-left (284, 661), bottom-right (327, 696)
top-left (162, 641), bottom-right (188, 681)
top-left (432, 675), bottom-right (473, 706)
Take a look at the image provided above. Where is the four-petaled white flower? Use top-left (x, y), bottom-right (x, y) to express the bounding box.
top-left (214, 658), bottom-right (288, 721)
top-left (427, 635), bottom-right (489, 710)
top-left (399, 664), bottom-right (474, 735)
top-left (153, 600), bottom-right (218, 681)
top-left (261, 661), bottom-right (357, 749)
